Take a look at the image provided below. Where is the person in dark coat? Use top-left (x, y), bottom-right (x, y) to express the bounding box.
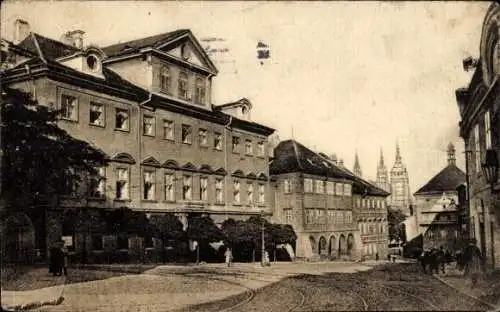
top-left (49, 242), bottom-right (63, 276)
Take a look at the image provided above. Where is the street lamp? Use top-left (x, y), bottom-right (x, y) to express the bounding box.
top-left (482, 149), bottom-right (499, 192)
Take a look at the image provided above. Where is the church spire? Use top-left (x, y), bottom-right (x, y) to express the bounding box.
top-left (353, 150), bottom-right (362, 177)
top-left (395, 140), bottom-right (402, 163)
top-left (447, 142), bottom-right (456, 166)
top-left (379, 147), bottom-right (385, 167)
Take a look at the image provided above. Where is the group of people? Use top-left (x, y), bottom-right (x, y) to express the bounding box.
top-left (49, 240), bottom-right (68, 276)
top-left (418, 245), bottom-right (453, 274)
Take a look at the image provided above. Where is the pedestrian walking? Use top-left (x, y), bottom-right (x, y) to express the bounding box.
top-left (49, 241), bottom-right (63, 276)
top-left (61, 240), bottom-right (69, 276)
top-left (375, 252), bottom-right (379, 261)
top-left (225, 247), bottom-right (233, 267)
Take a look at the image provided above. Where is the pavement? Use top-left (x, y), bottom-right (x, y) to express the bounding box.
top-left (1, 260), bottom-right (380, 311)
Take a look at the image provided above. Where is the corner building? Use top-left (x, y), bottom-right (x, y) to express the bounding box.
top-left (270, 140), bottom-right (389, 260)
top-left (1, 21), bottom-right (274, 258)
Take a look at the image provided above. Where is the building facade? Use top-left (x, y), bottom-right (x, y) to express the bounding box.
top-left (413, 144), bottom-right (466, 251)
top-left (455, 1), bottom-right (500, 271)
top-left (270, 140), bottom-right (389, 260)
top-left (1, 21), bottom-right (274, 259)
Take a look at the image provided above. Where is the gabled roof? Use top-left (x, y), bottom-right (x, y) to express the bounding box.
top-left (270, 140), bottom-right (353, 179)
top-left (102, 29), bottom-right (189, 57)
top-left (414, 164), bottom-right (466, 195)
top-left (18, 33), bottom-right (79, 60)
top-left (269, 139), bottom-right (390, 197)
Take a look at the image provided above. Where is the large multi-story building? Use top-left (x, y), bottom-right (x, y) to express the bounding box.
top-left (270, 140), bottom-right (389, 260)
top-left (413, 143), bottom-right (466, 251)
top-left (1, 20), bottom-right (274, 258)
top-left (455, 1), bottom-right (500, 271)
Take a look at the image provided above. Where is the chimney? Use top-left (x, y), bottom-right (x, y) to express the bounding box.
top-left (13, 19), bottom-right (30, 44)
top-left (447, 142), bottom-right (456, 166)
top-left (60, 30), bottom-right (85, 49)
top-left (330, 154), bottom-right (338, 165)
top-left (338, 158), bottom-right (344, 167)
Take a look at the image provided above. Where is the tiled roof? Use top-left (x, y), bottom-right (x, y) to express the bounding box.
top-left (18, 33), bottom-right (79, 60)
top-left (3, 56), bottom-right (148, 100)
top-left (102, 29), bottom-right (190, 57)
top-left (414, 164), bottom-right (466, 195)
top-left (270, 140), bottom-right (390, 197)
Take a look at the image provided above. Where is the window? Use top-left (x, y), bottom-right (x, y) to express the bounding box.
top-left (344, 184), bottom-right (352, 196)
top-left (199, 129), bottom-right (208, 146)
top-left (304, 178), bottom-right (313, 193)
top-left (233, 179), bottom-right (241, 204)
top-left (317, 209), bottom-right (325, 224)
top-left (232, 136), bottom-right (240, 153)
top-left (335, 183), bottom-right (343, 195)
top-left (63, 168), bottom-right (79, 196)
top-left (194, 77), bottom-right (206, 105)
top-left (89, 102), bottom-right (104, 126)
top-left (485, 110), bottom-right (492, 149)
top-left (92, 235), bottom-right (103, 250)
top-left (164, 173), bottom-right (175, 201)
top-left (215, 178), bottom-right (224, 204)
top-left (115, 109), bottom-right (129, 131)
top-left (160, 66), bottom-right (171, 93)
top-left (182, 124), bottom-right (192, 144)
top-left (474, 124), bottom-right (481, 172)
top-left (328, 210), bottom-right (335, 220)
top-left (245, 140), bottom-right (253, 155)
top-left (163, 120), bottom-right (174, 140)
top-left (178, 71), bottom-right (189, 99)
top-left (143, 115), bottom-right (155, 136)
top-left (305, 209), bottom-right (314, 224)
top-left (284, 179), bottom-right (293, 193)
top-left (247, 182), bottom-right (254, 205)
top-left (258, 183), bottom-right (265, 204)
top-left (89, 167), bottom-right (105, 198)
top-left (284, 209), bottom-right (293, 224)
top-left (60, 94), bottom-right (78, 121)
top-left (346, 211), bottom-right (352, 223)
top-left (200, 176), bottom-right (208, 201)
top-left (315, 180), bottom-right (324, 194)
top-left (326, 181), bottom-right (334, 195)
top-left (182, 175), bottom-right (192, 200)
top-left (116, 168), bottom-right (129, 200)
top-left (143, 170), bottom-right (155, 200)
top-left (117, 235), bottom-right (129, 250)
top-left (257, 142), bottom-right (265, 157)
top-left (214, 132), bottom-right (223, 150)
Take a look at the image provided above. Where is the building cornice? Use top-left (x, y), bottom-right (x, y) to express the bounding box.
top-left (460, 77), bottom-right (498, 136)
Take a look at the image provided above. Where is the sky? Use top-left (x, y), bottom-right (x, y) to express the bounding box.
top-left (1, 1), bottom-right (490, 193)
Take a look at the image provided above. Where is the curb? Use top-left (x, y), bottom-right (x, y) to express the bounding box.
top-left (3, 296), bottom-right (64, 311)
top-left (433, 274), bottom-right (498, 311)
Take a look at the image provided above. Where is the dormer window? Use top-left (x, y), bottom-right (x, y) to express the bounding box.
top-left (86, 55), bottom-right (100, 72)
top-left (160, 66), bottom-right (171, 93)
top-left (194, 77), bottom-right (206, 105)
top-left (178, 72), bottom-right (189, 100)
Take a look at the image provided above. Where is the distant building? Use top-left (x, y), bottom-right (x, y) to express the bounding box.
top-left (375, 149), bottom-right (391, 193)
top-left (388, 143), bottom-right (413, 216)
top-left (413, 143), bottom-right (466, 251)
top-left (353, 151), bottom-right (362, 177)
top-left (270, 140), bottom-right (389, 260)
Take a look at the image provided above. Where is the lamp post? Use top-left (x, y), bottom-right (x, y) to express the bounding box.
top-left (481, 148), bottom-right (499, 270)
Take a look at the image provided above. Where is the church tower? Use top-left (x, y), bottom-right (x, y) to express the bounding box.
top-left (389, 141), bottom-right (412, 216)
top-left (376, 148), bottom-right (390, 192)
top-left (353, 151), bottom-right (362, 177)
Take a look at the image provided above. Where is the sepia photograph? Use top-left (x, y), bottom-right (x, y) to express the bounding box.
top-left (0, 1), bottom-right (499, 311)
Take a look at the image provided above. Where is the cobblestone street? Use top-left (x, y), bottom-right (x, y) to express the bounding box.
top-left (27, 261), bottom-right (498, 312)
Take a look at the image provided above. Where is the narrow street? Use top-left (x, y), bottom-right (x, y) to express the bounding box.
top-left (33, 262), bottom-right (495, 312)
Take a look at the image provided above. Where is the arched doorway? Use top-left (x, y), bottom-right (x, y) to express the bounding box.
top-left (1, 212), bottom-right (36, 263)
top-left (338, 234), bottom-right (346, 255)
top-left (318, 236), bottom-right (327, 255)
top-left (328, 235), bottom-right (337, 257)
top-left (347, 233), bottom-right (355, 255)
top-left (309, 236), bottom-right (317, 254)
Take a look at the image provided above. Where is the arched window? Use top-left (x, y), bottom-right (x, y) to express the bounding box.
top-left (178, 72), bottom-right (189, 99)
top-left (160, 66), bottom-right (171, 93)
top-left (194, 77), bottom-right (206, 105)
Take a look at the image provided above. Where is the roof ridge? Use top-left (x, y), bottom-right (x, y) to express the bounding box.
top-left (30, 33), bottom-right (47, 64)
top-left (291, 140), bottom-right (303, 171)
top-left (103, 29), bottom-right (190, 50)
top-left (32, 33), bottom-right (78, 51)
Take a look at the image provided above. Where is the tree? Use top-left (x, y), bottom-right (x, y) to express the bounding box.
top-left (150, 213), bottom-right (186, 263)
top-left (1, 87), bottom-right (109, 207)
top-left (186, 215), bottom-right (225, 264)
top-left (387, 207), bottom-right (407, 242)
